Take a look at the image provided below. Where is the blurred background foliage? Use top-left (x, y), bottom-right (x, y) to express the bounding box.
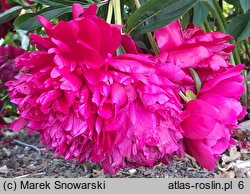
top-left (0, 0), bottom-right (250, 131)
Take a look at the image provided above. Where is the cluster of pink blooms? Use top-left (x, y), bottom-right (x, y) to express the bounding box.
top-left (6, 4), bottom-right (246, 173)
top-left (0, 45), bottom-right (24, 135)
top-left (0, 45), bottom-right (24, 88)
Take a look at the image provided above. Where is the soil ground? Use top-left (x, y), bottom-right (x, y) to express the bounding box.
top-left (0, 127), bottom-right (249, 178)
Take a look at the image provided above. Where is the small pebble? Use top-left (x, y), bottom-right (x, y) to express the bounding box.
top-left (3, 148), bottom-right (11, 157)
top-left (24, 147), bottom-right (31, 151)
top-left (0, 165), bottom-right (9, 174)
top-left (143, 170), bottom-right (152, 176)
top-left (27, 164), bottom-right (36, 170)
top-left (247, 171), bottom-right (250, 178)
top-left (129, 169), bottom-right (137, 175)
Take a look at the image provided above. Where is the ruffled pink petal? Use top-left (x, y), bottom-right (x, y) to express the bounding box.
top-left (200, 64), bottom-right (245, 95)
top-left (36, 16), bottom-right (53, 36)
top-left (72, 3), bottom-right (84, 19)
top-left (121, 34), bottom-right (142, 54)
top-left (155, 20), bottom-right (183, 53)
top-left (11, 118), bottom-right (27, 131)
top-left (184, 139), bottom-right (216, 170)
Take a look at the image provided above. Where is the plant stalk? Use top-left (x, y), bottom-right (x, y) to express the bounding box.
top-left (106, 0), bottom-right (113, 24)
top-left (134, 0), bottom-right (141, 8)
top-left (113, 0), bottom-right (122, 25)
top-left (244, 39), bottom-right (250, 59)
top-left (232, 40), bottom-right (242, 64)
top-left (213, 0), bottom-right (227, 27)
top-left (210, 0), bottom-right (241, 65)
top-left (134, 0), bottom-right (159, 55)
top-left (204, 19), bottom-right (212, 32)
top-left (179, 91), bottom-right (189, 103)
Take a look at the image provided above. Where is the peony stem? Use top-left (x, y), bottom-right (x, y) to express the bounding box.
top-left (232, 40), bottom-right (242, 64)
top-left (113, 0), bottom-right (122, 25)
top-left (241, 70), bottom-right (248, 106)
top-left (179, 91), bottom-right (189, 103)
top-left (204, 19), bottom-right (212, 32)
top-left (134, 0), bottom-right (141, 8)
top-left (200, 23), bottom-right (206, 31)
top-left (134, 0), bottom-right (159, 55)
top-left (146, 32), bottom-right (160, 55)
top-left (106, 0), bottom-right (113, 24)
top-left (213, 0), bottom-right (227, 27)
top-left (210, 0), bottom-right (241, 65)
top-left (0, 93), bottom-right (8, 101)
top-left (230, 53), bottom-right (236, 65)
top-left (209, 1), bottom-right (225, 32)
top-left (244, 39), bottom-right (250, 59)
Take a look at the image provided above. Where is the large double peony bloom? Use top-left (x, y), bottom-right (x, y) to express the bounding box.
top-left (6, 4), bottom-right (184, 173)
top-left (6, 4), bottom-right (246, 173)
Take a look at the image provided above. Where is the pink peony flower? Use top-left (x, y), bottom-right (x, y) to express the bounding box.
top-left (0, 45), bottom-right (24, 89)
top-left (155, 20), bottom-right (235, 87)
top-left (181, 64), bottom-right (246, 170)
top-left (6, 4), bottom-right (184, 174)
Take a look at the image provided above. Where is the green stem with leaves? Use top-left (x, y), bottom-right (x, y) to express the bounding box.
top-left (232, 40), bottom-right (242, 64)
top-left (210, 0), bottom-right (225, 32)
top-left (244, 40), bottom-right (250, 59)
top-left (134, 0), bottom-right (159, 55)
top-left (204, 19), bottom-right (212, 32)
top-left (211, 0), bottom-right (241, 65)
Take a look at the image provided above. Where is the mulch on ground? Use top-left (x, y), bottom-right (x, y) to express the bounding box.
top-left (0, 126), bottom-right (249, 178)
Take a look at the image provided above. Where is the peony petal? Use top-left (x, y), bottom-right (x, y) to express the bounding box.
top-left (155, 20), bottom-right (183, 52)
top-left (184, 139), bottom-right (216, 170)
top-left (72, 3), bottom-right (84, 19)
top-left (111, 83), bottom-right (127, 106)
top-left (77, 18), bottom-right (101, 51)
top-left (168, 46), bottom-right (211, 68)
top-left (10, 118), bottom-right (27, 131)
top-left (36, 16), bottom-right (53, 36)
top-left (121, 34), bottom-right (142, 54)
top-left (200, 64), bottom-right (245, 94)
top-left (98, 103), bottom-right (113, 119)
